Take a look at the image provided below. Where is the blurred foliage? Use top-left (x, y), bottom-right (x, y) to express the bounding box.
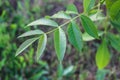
top-left (0, 0), bottom-right (49, 79)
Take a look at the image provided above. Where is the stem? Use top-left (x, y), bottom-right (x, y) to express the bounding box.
top-left (46, 14), bottom-right (81, 34)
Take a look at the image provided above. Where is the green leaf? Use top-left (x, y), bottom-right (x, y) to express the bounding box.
top-left (82, 31), bottom-right (104, 41)
top-left (67, 21), bottom-right (83, 51)
top-left (16, 37), bottom-right (39, 56)
top-left (27, 18), bottom-right (58, 27)
top-left (96, 69), bottom-right (110, 80)
top-left (90, 11), bottom-right (105, 21)
top-left (66, 4), bottom-right (78, 14)
top-left (57, 63), bottom-right (63, 78)
top-left (107, 33), bottom-right (120, 52)
top-left (18, 30), bottom-right (44, 38)
top-left (51, 11), bottom-right (71, 19)
top-left (80, 15), bottom-right (99, 39)
top-left (54, 28), bottom-right (66, 62)
top-left (95, 39), bottom-right (111, 69)
top-left (63, 65), bottom-right (74, 76)
top-left (109, 0), bottom-right (120, 20)
top-left (36, 34), bottom-right (47, 60)
top-left (30, 71), bottom-right (48, 80)
top-left (105, 0), bottom-right (118, 11)
top-left (83, 0), bottom-right (95, 12)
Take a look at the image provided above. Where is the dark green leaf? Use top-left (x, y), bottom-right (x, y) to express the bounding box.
top-left (107, 33), bottom-right (120, 52)
top-left (36, 34), bottom-right (47, 60)
top-left (54, 28), bottom-right (66, 62)
top-left (96, 39), bottom-right (111, 69)
top-left (67, 21), bottom-right (83, 51)
top-left (27, 18), bottom-right (58, 27)
top-left (80, 15), bottom-right (99, 39)
top-left (18, 30), bottom-right (44, 38)
top-left (16, 37), bottom-right (39, 56)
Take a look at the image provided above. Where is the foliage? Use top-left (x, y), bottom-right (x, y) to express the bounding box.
top-left (1, 0), bottom-right (120, 79)
top-left (16, 0), bottom-right (120, 79)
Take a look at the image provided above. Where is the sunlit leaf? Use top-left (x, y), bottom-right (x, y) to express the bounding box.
top-left (36, 34), bottom-right (47, 60)
top-left (27, 18), bottom-right (58, 27)
top-left (96, 39), bottom-right (111, 69)
top-left (63, 65), bottom-right (74, 76)
top-left (18, 30), bottom-right (44, 38)
top-left (16, 37), bottom-right (39, 56)
top-left (82, 31), bottom-right (104, 41)
top-left (54, 27), bottom-right (66, 62)
top-left (51, 11), bottom-right (71, 19)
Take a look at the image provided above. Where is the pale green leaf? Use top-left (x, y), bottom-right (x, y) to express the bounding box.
top-left (54, 28), bottom-right (66, 62)
top-left (96, 39), bottom-right (111, 69)
top-left (82, 31), bottom-right (104, 41)
top-left (51, 11), bottom-right (71, 19)
top-left (80, 15), bottom-right (99, 39)
top-left (16, 37), bottom-right (39, 56)
top-left (27, 18), bottom-right (58, 27)
top-left (63, 65), bottom-right (74, 76)
top-left (36, 34), bottom-right (47, 60)
top-left (66, 4), bottom-right (78, 14)
top-left (90, 11), bottom-right (105, 21)
top-left (18, 30), bottom-right (44, 38)
top-left (67, 21), bottom-right (83, 51)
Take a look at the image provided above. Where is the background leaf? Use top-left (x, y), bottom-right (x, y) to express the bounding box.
top-left (107, 33), bottom-right (120, 52)
top-left (36, 34), bottom-right (47, 60)
top-left (54, 28), bottom-right (66, 62)
top-left (95, 39), bottom-right (111, 69)
top-left (16, 37), bottom-right (39, 56)
top-left (63, 65), bottom-right (74, 76)
top-left (105, 0), bottom-right (118, 11)
top-left (83, 0), bottom-right (95, 12)
top-left (109, 0), bottom-right (120, 20)
top-left (67, 21), bottom-right (83, 51)
top-left (80, 15), bottom-right (99, 39)
top-left (96, 69), bottom-right (110, 80)
top-left (27, 18), bottom-right (58, 27)
top-left (18, 30), bottom-right (44, 38)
